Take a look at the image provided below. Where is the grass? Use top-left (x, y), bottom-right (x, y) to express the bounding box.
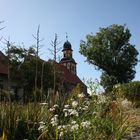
top-left (0, 91), bottom-right (139, 140)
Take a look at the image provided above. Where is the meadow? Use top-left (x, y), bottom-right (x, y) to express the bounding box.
top-left (0, 85), bottom-right (140, 140)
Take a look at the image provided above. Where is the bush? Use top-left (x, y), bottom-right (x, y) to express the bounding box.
top-left (112, 81), bottom-right (140, 107)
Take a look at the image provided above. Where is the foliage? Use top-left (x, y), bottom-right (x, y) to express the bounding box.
top-left (0, 90), bottom-right (136, 140)
top-left (112, 81), bottom-right (140, 107)
top-left (7, 46), bottom-right (54, 101)
top-left (84, 78), bottom-right (103, 95)
top-left (80, 24), bottom-right (139, 90)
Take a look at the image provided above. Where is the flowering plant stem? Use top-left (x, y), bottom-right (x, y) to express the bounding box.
top-left (55, 128), bottom-right (58, 140)
top-left (73, 132), bottom-right (76, 140)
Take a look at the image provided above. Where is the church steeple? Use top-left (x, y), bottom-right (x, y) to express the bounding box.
top-left (60, 40), bottom-right (77, 75)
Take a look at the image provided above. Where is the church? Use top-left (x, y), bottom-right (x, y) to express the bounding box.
top-left (58, 40), bottom-right (87, 94)
top-left (0, 40), bottom-right (87, 98)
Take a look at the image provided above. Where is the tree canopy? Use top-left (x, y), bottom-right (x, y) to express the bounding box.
top-left (80, 24), bottom-right (139, 89)
top-left (7, 46), bottom-right (54, 101)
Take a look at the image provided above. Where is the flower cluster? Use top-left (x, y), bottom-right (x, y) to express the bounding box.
top-left (50, 114), bottom-right (58, 126)
top-left (44, 93), bottom-right (94, 139)
top-left (38, 121), bottom-right (46, 131)
top-left (63, 108), bottom-right (79, 117)
top-left (49, 104), bottom-right (59, 112)
top-left (81, 121), bottom-right (91, 128)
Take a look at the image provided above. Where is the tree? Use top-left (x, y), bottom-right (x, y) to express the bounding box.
top-left (0, 21), bottom-right (5, 31)
top-left (1, 38), bottom-right (14, 101)
top-left (32, 25), bottom-right (44, 102)
top-left (8, 45), bottom-right (54, 101)
top-left (0, 21), bottom-right (5, 42)
top-left (48, 34), bottom-right (61, 94)
top-left (80, 24), bottom-right (139, 90)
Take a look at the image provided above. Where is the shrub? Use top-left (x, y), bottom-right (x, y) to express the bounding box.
top-left (112, 81), bottom-right (140, 107)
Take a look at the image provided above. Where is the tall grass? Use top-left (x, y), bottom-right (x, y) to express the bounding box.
top-left (0, 102), bottom-right (49, 140)
top-left (0, 90), bottom-right (137, 140)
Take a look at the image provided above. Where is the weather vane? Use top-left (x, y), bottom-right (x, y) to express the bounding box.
top-left (66, 32), bottom-right (68, 41)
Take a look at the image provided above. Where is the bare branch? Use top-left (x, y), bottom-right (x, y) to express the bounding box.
top-left (32, 25), bottom-right (44, 102)
top-left (32, 34), bottom-right (37, 40)
top-left (0, 21), bottom-right (6, 30)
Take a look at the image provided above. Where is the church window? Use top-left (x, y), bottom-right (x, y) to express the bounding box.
top-left (67, 63), bottom-right (70, 69)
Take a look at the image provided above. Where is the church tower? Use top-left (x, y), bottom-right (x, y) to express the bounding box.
top-left (60, 40), bottom-right (77, 75)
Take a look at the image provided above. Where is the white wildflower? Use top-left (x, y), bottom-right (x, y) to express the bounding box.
top-left (59, 131), bottom-right (64, 138)
top-left (78, 93), bottom-right (85, 98)
top-left (58, 125), bottom-right (67, 131)
top-left (81, 121), bottom-right (91, 128)
top-left (71, 124), bottom-right (79, 131)
top-left (39, 121), bottom-right (45, 125)
top-left (53, 104), bottom-right (59, 108)
top-left (58, 125), bottom-right (62, 130)
top-left (49, 107), bottom-right (55, 112)
top-left (114, 84), bottom-right (120, 88)
top-left (98, 95), bottom-right (107, 104)
top-left (40, 102), bottom-right (47, 105)
top-left (70, 98), bottom-right (74, 101)
top-left (62, 125), bottom-right (67, 129)
top-left (69, 109), bottom-right (79, 116)
top-left (71, 121), bottom-right (76, 124)
top-left (63, 108), bottom-right (68, 112)
top-left (63, 108), bottom-right (69, 117)
top-left (82, 105), bottom-right (89, 111)
top-left (72, 101), bottom-right (78, 108)
top-left (68, 109), bottom-right (73, 113)
top-left (84, 100), bottom-right (90, 106)
top-left (121, 99), bottom-right (132, 110)
top-left (51, 115), bottom-right (58, 126)
top-left (38, 125), bottom-right (45, 131)
top-left (64, 112), bottom-right (68, 117)
top-left (92, 111), bottom-right (97, 115)
top-left (54, 114), bottom-right (58, 117)
top-left (64, 104), bottom-right (69, 108)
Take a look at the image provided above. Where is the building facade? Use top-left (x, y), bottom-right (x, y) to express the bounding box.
top-left (59, 40), bottom-right (87, 94)
top-left (0, 51), bottom-right (8, 91)
top-left (0, 40), bottom-right (87, 99)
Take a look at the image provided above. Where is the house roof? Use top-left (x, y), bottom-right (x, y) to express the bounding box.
top-left (0, 51), bottom-right (8, 75)
top-left (58, 63), bottom-right (85, 86)
top-left (47, 60), bottom-right (86, 87)
top-left (0, 51), bottom-right (86, 88)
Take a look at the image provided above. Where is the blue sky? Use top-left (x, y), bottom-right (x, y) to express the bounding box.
top-left (0, 0), bottom-right (140, 81)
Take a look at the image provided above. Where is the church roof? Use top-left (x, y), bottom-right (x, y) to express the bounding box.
top-left (0, 51), bottom-right (8, 75)
top-left (62, 41), bottom-right (73, 51)
top-left (58, 63), bottom-right (84, 86)
top-left (60, 57), bottom-right (77, 64)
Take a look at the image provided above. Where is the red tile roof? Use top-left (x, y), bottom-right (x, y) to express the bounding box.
top-left (58, 64), bottom-right (84, 86)
top-left (0, 52), bottom-right (86, 87)
top-left (0, 51), bottom-right (8, 75)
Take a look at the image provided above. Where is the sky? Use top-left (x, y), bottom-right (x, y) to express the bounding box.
top-left (0, 0), bottom-right (140, 81)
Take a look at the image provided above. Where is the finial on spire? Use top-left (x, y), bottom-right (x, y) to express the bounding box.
top-left (66, 32), bottom-right (68, 41)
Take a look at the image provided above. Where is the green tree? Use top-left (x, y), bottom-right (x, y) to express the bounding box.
top-left (80, 24), bottom-right (139, 90)
top-left (8, 45), bottom-right (54, 101)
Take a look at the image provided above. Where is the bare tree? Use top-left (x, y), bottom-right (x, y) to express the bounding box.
top-left (0, 21), bottom-right (5, 31)
top-left (0, 21), bottom-right (6, 42)
top-left (40, 61), bottom-right (45, 101)
top-left (49, 34), bottom-right (61, 95)
top-left (32, 25), bottom-right (44, 102)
